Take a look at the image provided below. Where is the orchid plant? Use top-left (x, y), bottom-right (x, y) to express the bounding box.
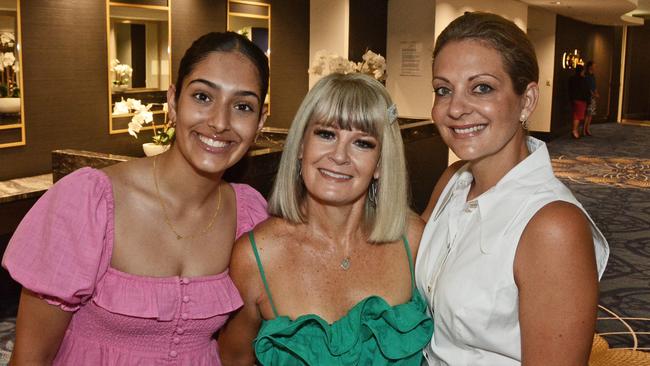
top-left (308, 49), bottom-right (386, 81)
top-left (0, 32), bottom-right (19, 98)
top-left (110, 59), bottom-right (133, 88)
top-left (113, 98), bottom-right (175, 145)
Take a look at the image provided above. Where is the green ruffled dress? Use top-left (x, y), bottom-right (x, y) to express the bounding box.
top-left (248, 232), bottom-right (433, 365)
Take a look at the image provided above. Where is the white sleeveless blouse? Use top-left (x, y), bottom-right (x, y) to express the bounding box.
top-left (415, 137), bottom-right (609, 366)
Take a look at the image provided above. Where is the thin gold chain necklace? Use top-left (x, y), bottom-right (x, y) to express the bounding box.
top-left (152, 155), bottom-right (222, 240)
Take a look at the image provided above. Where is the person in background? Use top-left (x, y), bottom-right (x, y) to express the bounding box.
top-left (2, 32), bottom-right (269, 365)
top-left (417, 12), bottom-right (609, 366)
top-left (568, 63), bottom-right (591, 139)
top-left (218, 72), bottom-right (433, 365)
top-left (584, 60), bottom-right (599, 136)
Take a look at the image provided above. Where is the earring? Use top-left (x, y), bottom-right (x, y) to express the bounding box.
top-left (520, 114), bottom-right (529, 130)
top-left (368, 179), bottom-right (378, 206)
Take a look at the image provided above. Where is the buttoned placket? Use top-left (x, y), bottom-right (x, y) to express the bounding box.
top-left (169, 277), bottom-right (191, 360)
top-left (426, 176), bottom-right (478, 306)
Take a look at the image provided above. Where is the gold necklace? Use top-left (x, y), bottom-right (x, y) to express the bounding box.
top-left (152, 155), bottom-right (222, 240)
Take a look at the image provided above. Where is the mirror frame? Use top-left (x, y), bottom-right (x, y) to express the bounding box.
top-left (0, 0), bottom-right (25, 149)
top-left (106, 0), bottom-right (172, 135)
top-left (227, 0), bottom-right (270, 114)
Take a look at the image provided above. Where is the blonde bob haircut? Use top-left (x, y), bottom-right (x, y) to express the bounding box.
top-left (268, 72), bottom-right (409, 243)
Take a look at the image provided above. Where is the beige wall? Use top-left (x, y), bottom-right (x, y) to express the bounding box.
top-left (527, 7), bottom-right (556, 133)
top-left (309, 0), bottom-right (349, 88)
top-left (434, 0), bottom-right (528, 39)
top-left (385, 0), bottom-right (435, 119)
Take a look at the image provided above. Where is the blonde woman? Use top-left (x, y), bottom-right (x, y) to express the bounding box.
top-left (219, 73), bottom-right (433, 365)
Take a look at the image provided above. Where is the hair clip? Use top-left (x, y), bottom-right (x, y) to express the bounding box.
top-left (388, 104), bottom-right (398, 125)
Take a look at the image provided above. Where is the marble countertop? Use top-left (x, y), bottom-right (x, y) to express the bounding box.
top-left (0, 174), bottom-right (52, 204)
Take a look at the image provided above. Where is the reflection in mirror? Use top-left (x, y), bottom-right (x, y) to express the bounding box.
top-left (107, 1), bottom-right (170, 134)
top-left (228, 0), bottom-right (270, 111)
top-left (0, 0), bottom-right (24, 148)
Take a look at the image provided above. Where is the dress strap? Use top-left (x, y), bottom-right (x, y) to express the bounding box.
top-left (248, 231), bottom-right (279, 317)
top-left (402, 236), bottom-right (416, 289)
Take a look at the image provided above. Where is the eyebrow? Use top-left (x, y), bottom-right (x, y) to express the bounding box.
top-left (187, 78), bottom-right (261, 102)
top-left (432, 73), bottom-right (501, 83)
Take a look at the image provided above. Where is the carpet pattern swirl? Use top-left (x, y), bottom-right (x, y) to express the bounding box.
top-left (547, 123), bottom-right (650, 351)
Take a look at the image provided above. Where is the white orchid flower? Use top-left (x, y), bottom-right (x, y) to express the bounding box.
top-left (127, 121), bottom-right (143, 138)
top-left (127, 98), bottom-right (143, 110)
top-left (0, 32), bottom-right (15, 47)
top-left (2, 52), bottom-right (15, 68)
top-left (112, 99), bottom-right (130, 115)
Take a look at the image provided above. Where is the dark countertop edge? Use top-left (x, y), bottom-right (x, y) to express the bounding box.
top-left (0, 173), bottom-right (53, 204)
top-left (52, 149), bottom-right (134, 162)
top-left (399, 120), bottom-right (435, 130)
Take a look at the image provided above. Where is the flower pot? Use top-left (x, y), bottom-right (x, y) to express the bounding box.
top-left (142, 143), bottom-right (170, 157)
top-left (112, 85), bottom-right (128, 93)
top-left (0, 97), bottom-right (20, 113)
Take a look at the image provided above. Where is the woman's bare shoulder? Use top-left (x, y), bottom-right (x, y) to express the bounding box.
top-left (101, 158), bottom-right (152, 193)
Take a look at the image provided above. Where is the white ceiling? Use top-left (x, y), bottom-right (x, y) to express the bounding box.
top-left (520, 0), bottom-right (650, 26)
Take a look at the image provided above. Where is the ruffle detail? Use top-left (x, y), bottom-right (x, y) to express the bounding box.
top-left (232, 183), bottom-right (269, 240)
top-left (254, 292), bottom-right (433, 365)
top-left (93, 267), bottom-right (243, 321)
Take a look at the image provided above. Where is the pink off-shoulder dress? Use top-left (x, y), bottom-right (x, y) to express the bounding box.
top-left (2, 168), bottom-right (269, 365)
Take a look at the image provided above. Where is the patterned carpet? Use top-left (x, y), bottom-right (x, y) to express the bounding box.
top-left (552, 155), bottom-right (649, 189)
top-left (546, 122), bottom-right (650, 352)
top-left (0, 318), bottom-right (13, 365)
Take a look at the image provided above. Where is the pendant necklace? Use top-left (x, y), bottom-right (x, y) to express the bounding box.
top-left (340, 257), bottom-right (351, 270)
top-left (152, 155), bottom-right (222, 240)
top-left (339, 243), bottom-right (352, 270)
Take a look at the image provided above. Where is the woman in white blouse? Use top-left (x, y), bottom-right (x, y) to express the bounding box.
top-left (416, 12), bottom-right (609, 366)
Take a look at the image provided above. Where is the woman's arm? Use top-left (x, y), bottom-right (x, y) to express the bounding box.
top-left (10, 289), bottom-right (73, 365)
top-left (421, 161), bottom-right (465, 221)
top-left (218, 235), bottom-right (265, 366)
top-left (515, 201), bottom-right (598, 366)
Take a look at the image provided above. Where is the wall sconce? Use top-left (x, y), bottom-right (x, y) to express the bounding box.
top-left (562, 49), bottom-right (584, 70)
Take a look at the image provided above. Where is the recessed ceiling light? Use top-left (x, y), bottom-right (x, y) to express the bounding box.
top-left (551, 1), bottom-right (561, 4)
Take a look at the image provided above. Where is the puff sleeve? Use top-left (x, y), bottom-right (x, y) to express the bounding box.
top-left (231, 183), bottom-right (268, 240)
top-left (2, 167), bottom-right (114, 311)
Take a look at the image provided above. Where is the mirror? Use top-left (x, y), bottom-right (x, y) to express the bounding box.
top-left (107, 0), bottom-right (171, 134)
top-left (227, 0), bottom-right (270, 111)
top-left (0, 0), bottom-right (24, 148)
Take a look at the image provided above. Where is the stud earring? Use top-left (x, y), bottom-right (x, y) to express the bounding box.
top-left (520, 114), bottom-right (529, 130)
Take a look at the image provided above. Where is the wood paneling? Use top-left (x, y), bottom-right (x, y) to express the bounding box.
top-left (0, 0), bottom-right (310, 180)
top-left (170, 0), bottom-right (227, 82)
top-left (265, 0), bottom-right (309, 129)
top-left (0, 0), bottom-right (143, 181)
top-left (622, 22), bottom-right (650, 120)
